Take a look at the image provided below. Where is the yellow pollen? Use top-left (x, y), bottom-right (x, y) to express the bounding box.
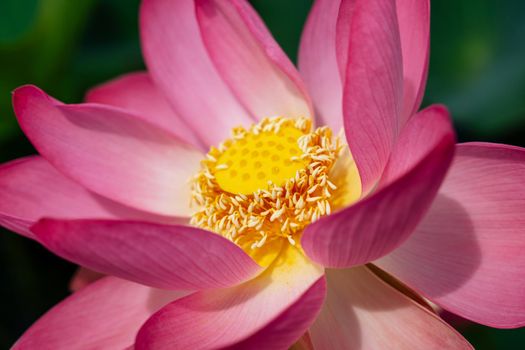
top-left (215, 123), bottom-right (306, 194)
top-left (190, 117), bottom-right (359, 266)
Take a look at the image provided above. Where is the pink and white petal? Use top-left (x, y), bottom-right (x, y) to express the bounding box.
top-left (0, 156), bottom-right (176, 240)
top-left (13, 85), bottom-right (201, 217)
top-left (32, 219), bottom-right (262, 291)
top-left (223, 278), bottom-right (325, 350)
top-left (85, 71), bottom-right (203, 149)
top-left (298, 0), bottom-right (343, 130)
top-left (376, 143), bottom-right (525, 328)
top-left (397, 0), bottom-right (430, 124)
top-left (135, 246), bottom-right (326, 349)
top-left (69, 267), bottom-right (105, 292)
top-left (342, 0), bottom-right (404, 193)
top-left (140, 0), bottom-right (252, 147)
top-left (13, 276), bottom-right (189, 350)
top-left (302, 105), bottom-right (455, 268)
top-left (196, 0), bottom-right (312, 121)
top-left (309, 266), bottom-right (472, 350)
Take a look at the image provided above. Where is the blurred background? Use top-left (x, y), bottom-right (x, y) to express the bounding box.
top-left (0, 0), bottom-right (524, 348)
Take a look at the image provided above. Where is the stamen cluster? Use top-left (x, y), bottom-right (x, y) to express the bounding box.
top-left (190, 117), bottom-right (342, 252)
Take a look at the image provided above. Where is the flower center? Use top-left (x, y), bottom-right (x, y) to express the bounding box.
top-left (215, 122), bottom-right (307, 195)
top-left (191, 117), bottom-right (360, 265)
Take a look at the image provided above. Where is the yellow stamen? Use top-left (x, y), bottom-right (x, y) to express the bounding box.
top-left (190, 117), bottom-right (361, 265)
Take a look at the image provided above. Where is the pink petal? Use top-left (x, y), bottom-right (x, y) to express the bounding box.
top-left (140, 0), bottom-right (252, 147)
top-left (397, 0), bottom-right (430, 123)
top-left (69, 267), bottom-right (105, 292)
top-left (0, 156), bottom-right (175, 239)
top-left (32, 219), bottom-right (262, 290)
top-left (13, 85), bottom-right (202, 217)
top-left (309, 266), bottom-right (472, 349)
top-left (306, 0), bottom-right (428, 128)
top-left (224, 278), bottom-right (325, 350)
top-left (299, 0), bottom-right (429, 131)
top-left (302, 105), bottom-right (455, 267)
top-left (85, 71), bottom-right (203, 149)
top-left (13, 276), bottom-right (189, 349)
top-left (376, 143), bottom-right (525, 328)
top-left (298, 0), bottom-right (343, 130)
top-left (334, 0), bottom-right (354, 82)
top-left (195, 0), bottom-right (312, 121)
top-left (378, 105), bottom-right (457, 186)
top-left (342, 0), bottom-right (404, 193)
top-left (135, 246), bottom-right (325, 349)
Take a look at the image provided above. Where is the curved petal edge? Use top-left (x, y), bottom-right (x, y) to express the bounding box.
top-left (377, 142), bottom-right (525, 328)
top-left (302, 105), bottom-right (456, 268)
top-left (32, 219), bottom-right (262, 291)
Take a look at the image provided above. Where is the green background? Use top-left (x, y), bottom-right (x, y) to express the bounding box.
top-left (0, 0), bottom-right (524, 348)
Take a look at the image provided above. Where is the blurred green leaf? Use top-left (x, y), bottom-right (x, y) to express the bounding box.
top-left (0, 0), bottom-right (95, 142)
top-left (250, 0), bottom-right (312, 62)
top-left (426, 0), bottom-right (525, 139)
top-left (0, 0), bottom-right (39, 45)
top-left (70, 0), bottom-right (143, 92)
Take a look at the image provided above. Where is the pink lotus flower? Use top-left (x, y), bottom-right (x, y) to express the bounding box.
top-left (2, 0), bottom-right (524, 348)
